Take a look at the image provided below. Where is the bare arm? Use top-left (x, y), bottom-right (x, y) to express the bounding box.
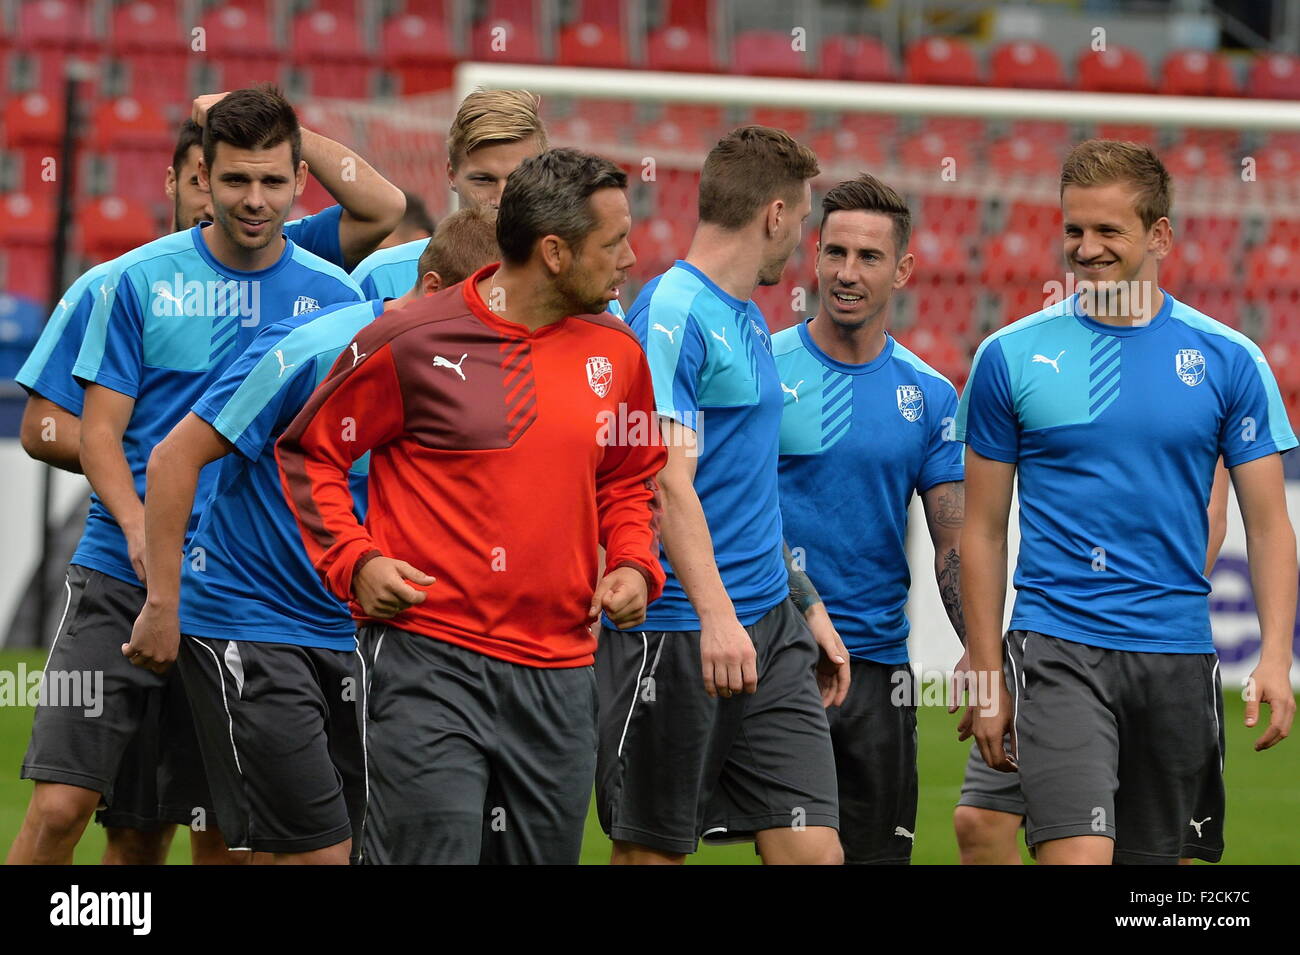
top-left (125, 414), bottom-right (233, 672)
top-left (784, 540), bottom-right (849, 707)
top-left (80, 384), bottom-right (145, 582)
top-left (961, 451), bottom-right (1018, 771)
top-left (658, 418), bottom-right (757, 697)
top-left (1205, 458), bottom-right (1229, 575)
top-left (1230, 453), bottom-right (1297, 751)
top-left (20, 395), bottom-right (82, 473)
top-left (921, 480), bottom-right (965, 646)
top-left (298, 127), bottom-right (407, 270)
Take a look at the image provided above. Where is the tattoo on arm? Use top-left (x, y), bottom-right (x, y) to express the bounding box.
top-left (932, 483), bottom-right (965, 528)
top-left (938, 548), bottom-right (965, 644)
top-left (784, 540), bottom-right (823, 614)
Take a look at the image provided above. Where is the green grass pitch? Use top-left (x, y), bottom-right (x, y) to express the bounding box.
top-left (0, 648), bottom-right (1295, 864)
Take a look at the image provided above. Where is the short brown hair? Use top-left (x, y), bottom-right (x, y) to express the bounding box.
top-left (698, 126), bottom-right (820, 230)
top-left (447, 89), bottom-right (548, 170)
top-left (203, 84), bottom-right (300, 170)
top-left (417, 205), bottom-right (500, 286)
top-left (496, 148), bottom-right (627, 265)
top-left (821, 173), bottom-right (912, 255)
top-left (1060, 139), bottom-right (1172, 229)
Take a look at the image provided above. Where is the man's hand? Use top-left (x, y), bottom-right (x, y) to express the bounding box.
top-left (972, 668), bottom-right (1016, 772)
top-left (804, 603), bottom-right (849, 708)
top-left (191, 92), bottom-right (229, 128)
top-left (1245, 662), bottom-right (1296, 751)
top-left (124, 602), bottom-right (180, 674)
top-left (700, 614), bottom-right (757, 699)
top-left (589, 566), bottom-right (649, 630)
top-left (949, 647), bottom-right (974, 741)
top-left (354, 557), bottom-right (434, 619)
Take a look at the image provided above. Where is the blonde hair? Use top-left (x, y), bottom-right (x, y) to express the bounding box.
top-left (1060, 139), bottom-right (1172, 229)
top-left (447, 89), bottom-right (548, 170)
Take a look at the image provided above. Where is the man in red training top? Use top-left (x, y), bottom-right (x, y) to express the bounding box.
top-left (276, 148), bottom-right (665, 865)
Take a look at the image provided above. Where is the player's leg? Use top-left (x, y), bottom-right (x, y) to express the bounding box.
top-left (826, 659), bottom-right (918, 864)
top-left (97, 687), bottom-right (172, 864)
top-left (954, 741), bottom-right (1025, 865)
top-left (10, 566), bottom-right (163, 864)
top-left (1110, 650), bottom-right (1225, 865)
top-left (101, 826), bottom-right (175, 865)
top-left (177, 636), bottom-right (354, 865)
top-left (480, 661), bottom-right (596, 865)
top-left (156, 662), bottom-right (248, 865)
top-left (596, 626), bottom-right (742, 865)
top-left (360, 626), bottom-right (492, 864)
top-left (708, 601), bottom-right (842, 865)
top-left (1007, 631), bottom-right (1118, 866)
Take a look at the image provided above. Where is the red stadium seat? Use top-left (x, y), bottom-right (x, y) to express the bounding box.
top-left (3, 92), bottom-right (63, 148)
top-left (645, 26), bottom-right (713, 72)
top-left (558, 21), bottom-right (630, 68)
top-left (576, 0), bottom-right (623, 30)
top-left (19, 0), bottom-right (96, 51)
top-left (662, 0), bottom-right (710, 31)
top-left (1177, 287), bottom-right (1243, 328)
top-left (1008, 120), bottom-right (1071, 146)
top-left (1161, 238), bottom-right (1234, 289)
top-left (90, 97), bottom-right (170, 152)
top-left (1264, 219), bottom-right (1300, 247)
top-left (997, 283), bottom-right (1055, 325)
top-left (296, 64), bottom-right (381, 99)
top-left (77, 196), bottom-right (157, 261)
top-left (808, 127), bottom-right (887, 168)
top-left (988, 136), bottom-right (1061, 178)
top-left (197, 4), bottom-right (279, 73)
top-left (637, 117), bottom-right (714, 153)
top-left (110, 0), bottom-right (185, 53)
top-left (817, 35), bottom-right (896, 83)
top-left (919, 195), bottom-right (982, 236)
top-left (1, 246), bottom-right (54, 300)
top-left (1182, 215), bottom-right (1241, 248)
top-left (1245, 243), bottom-right (1300, 293)
top-left (1252, 143), bottom-right (1300, 182)
top-left (1094, 123), bottom-right (1157, 146)
top-left (1006, 201), bottom-right (1063, 236)
top-left (905, 36), bottom-right (981, 86)
top-left (899, 131), bottom-right (975, 176)
top-left (751, 108), bottom-right (811, 137)
top-left (648, 168), bottom-right (700, 218)
top-left (471, 17), bottom-right (545, 64)
top-left (1248, 53), bottom-right (1300, 99)
top-left (661, 103), bottom-right (723, 129)
top-left (23, 48), bottom-right (104, 98)
top-left (836, 113), bottom-right (898, 142)
top-left (990, 41), bottom-right (1066, 89)
top-left (910, 229), bottom-right (976, 283)
top-left (291, 9), bottom-right (368, 61)
top-left (0, 192), bottom-right (55, 246)
top-left (633, 216), bottom-right (693, 274)
top-left (380, 11), bottom-right (454, 93)
top-left (894, 325), bottom-right (967, 384)
top-left (1159, 49), bottom-right (1238, 97)
top-left (920, 116), bottom-right (986, 142)
top-left (981, 231), bottom-right (1058, 286)
top-left (913, 283), bottom-right (980, 340)
top-left (1077, 46), bottom-right (1153, 94)
top-left (1162, 141), bottom-right (1233, 181)
top-left (117, 52), bottom-right (192, 112)
top-left (733, 30), bottom-right (808, 78)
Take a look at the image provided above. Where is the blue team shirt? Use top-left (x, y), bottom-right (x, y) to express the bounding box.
top-left (71, 225), bottom-right (363, 586)
top-left (14, 206), bottom-right (345, 417)
top-left (15, 260), bottom-right (115, 415)
top-left (957, 291), bottom-right (1297, 653)
top-left (619, 260), bottom-right (788, 630)
top-left (181, 300), bottom-right (382, 650)
top-left (282, 205), bottom-right (345, 269)
top-left (776, 321), bottom-right (965, 664)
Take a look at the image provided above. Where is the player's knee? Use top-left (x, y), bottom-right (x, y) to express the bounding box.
top-left (29, 784), bottom-right (98, 839)
top-left (953, 805), bottom-right (1013, 863)
top-left (190, 826), bottom-right (249, 865)
top-left (610, 841), bottom-right (684, 865)
top-left (103, 827), bottom-right (169, 865)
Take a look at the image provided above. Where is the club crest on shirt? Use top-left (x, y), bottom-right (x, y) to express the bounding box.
top-left (586, 356), bottom-right (613, 398)
top-left (1175, 348), bottom-right (1205, 386)
top-left (897, 384), bottom-right (924, 422)
top-left (749, 319), bottom-right (771, 353)
top-left (292, 296), bottom-right (320, 316)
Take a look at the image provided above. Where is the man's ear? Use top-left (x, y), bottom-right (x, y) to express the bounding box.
top-left (164, 166), bottom-right (177, 200)
top-left (294, 159), bottom-right (308, 198)
top-left (893, 251), bottom-right (916, 290)
top-left (539, 235), bottom-right (566, 275)
top-left (446, 159), bottom-right (458, 194)
top-left (1149, 216), bottom-right (1173, 260)
top-left (765, 198), bottom-right (785, 238)
top-left (420, 270), bottom-right (442, 296)
top-left (196, 158), bottom-right (210, 190)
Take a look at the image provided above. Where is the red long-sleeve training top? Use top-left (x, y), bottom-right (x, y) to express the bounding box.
top-left (276, 264), bottom-right (666, 668)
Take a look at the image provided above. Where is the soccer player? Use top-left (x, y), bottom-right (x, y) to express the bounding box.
top-left (188, 93), bottom-right (406, 269)
top-left (952, 461), bottom-right (1232, 865)
top-left (350, 88), bottom-right (546, 301)
top-left (596, 126), bottom-right (844, 866)
top-left (5, 85), bottom-right (363, 866)
top-left (277, 149), bottom-right (663, 865)
top-left (121, 206), bottom-right (500, 864)
top-left (961, 140), bottom-right (1296, 865)
top-left (774, 174), bottom-right (965, 865)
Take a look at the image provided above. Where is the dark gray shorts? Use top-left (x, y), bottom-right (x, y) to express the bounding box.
top-left (596, 599), bottom-right (839, 856)
top-left (178, 635), bottom-right (366, 857)
top-left (21, 565), bottom-right (211, 826)
top-left (827, 658), bottom-right (918, 864)
top-left (1006, 630), bottom-right (1225, 864)
top-left (359, 624), bottom-right (597, 865)
top-left (957, 741), bottom-right (1026, 817)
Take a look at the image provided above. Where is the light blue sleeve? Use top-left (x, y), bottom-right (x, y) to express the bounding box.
top-left (1219, 342), bottom-right (1298, 467)
top-left (72, 265), bottom-right (144, 399)
top-left (956, 338), bottom-right (1018, 463)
